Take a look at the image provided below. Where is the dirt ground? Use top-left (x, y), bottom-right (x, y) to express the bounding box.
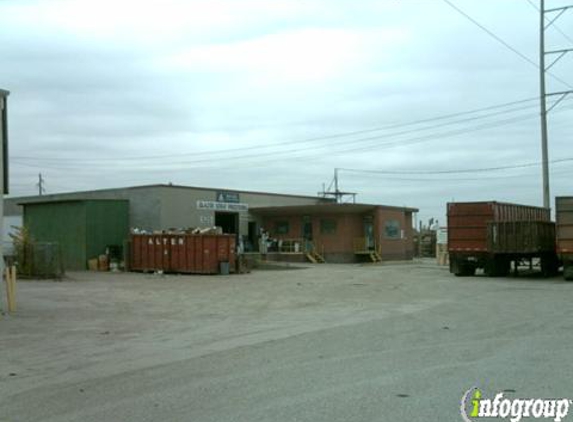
top-left (1, 260), bottom-right (572, 421)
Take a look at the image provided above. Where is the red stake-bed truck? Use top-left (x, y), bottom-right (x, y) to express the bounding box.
top-left (556, 197), bottom-right (573, 281)
top-left (448, 201), bottom-right (558, 277)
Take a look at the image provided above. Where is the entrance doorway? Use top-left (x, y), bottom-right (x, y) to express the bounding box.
top-left (302, 216), bottom-right (313, 252)
top-left (215, 212), bottom-right (239, 235)
top-left (302, 216), bottom-right (313, 241)
top-left (364, 217), bottom-right (375, 250)
top-left (247, 221), bottom-right (258, 252)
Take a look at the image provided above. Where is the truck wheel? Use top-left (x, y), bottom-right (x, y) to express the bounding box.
top-left (485, 256), bottom-right (511, 277)
top-left (463, 264), bottom-right (476, 276)
top-left (496, 257), bottom-right (510, 277)
top-left (484, 257), bottom-right (498, 277)
top-left (452, 258), bottom-right (474, 277)
top-left (541, 254), bottom-right (559, 277)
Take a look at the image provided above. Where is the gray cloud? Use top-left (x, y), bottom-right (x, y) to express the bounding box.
top-left (1, 0), bottom-right (572, 222)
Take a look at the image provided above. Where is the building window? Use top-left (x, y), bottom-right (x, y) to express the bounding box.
top-left (275, 221), bottom-right (290, 235)
top-left (385, 220), bottom-right (401, 239)
top-left (320, 219), bottom-right (337, 234)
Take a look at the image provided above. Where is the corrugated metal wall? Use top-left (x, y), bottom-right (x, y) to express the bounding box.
top-left (24, 200), bottom-right (129, 270)
top-left (447, 201), bottom-right (550, 252)
top-left (556, 197), bottom-right (573, 254)
top-left (24, 202), bottom-right (87, 270)
top-left (85, 200), bottom-right (130, 262)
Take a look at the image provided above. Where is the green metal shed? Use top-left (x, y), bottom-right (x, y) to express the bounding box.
top-left (23, 199), bottom-right (129, 270)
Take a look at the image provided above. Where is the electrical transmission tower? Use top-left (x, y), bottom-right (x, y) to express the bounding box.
top-left (539, 0), bottom-right (573, 209)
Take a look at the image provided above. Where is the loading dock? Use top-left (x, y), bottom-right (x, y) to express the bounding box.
top-left (215, 212), bottom-right (239, 235)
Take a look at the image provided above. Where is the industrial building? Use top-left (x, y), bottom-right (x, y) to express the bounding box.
top-left (5, 184), bottom-right (418, 268)
top-left (6, 183), bottom-right (328, 235)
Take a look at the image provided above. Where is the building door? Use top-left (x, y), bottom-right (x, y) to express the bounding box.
top-left (302, 216), bottom-right (313, 240)
top-left (215, 212), bottom-right (239, 235)
top-left (302, 216), bottom-right (313, 252)
top-left (364, 217), bottom-right (375, 250)
top-left (247, 221), bottom-right (258, 252)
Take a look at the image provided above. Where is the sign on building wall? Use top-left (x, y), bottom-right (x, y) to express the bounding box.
top-left (216, 191), bottom-right (240, 203)
top-left (199, 215), bottom-right (214, 226)
top-left (384, 220), bottom-right (401, 239)
top-left (197, 200), bottom-right (248, 212)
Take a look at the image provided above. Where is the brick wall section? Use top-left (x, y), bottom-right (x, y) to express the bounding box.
top-left (375, 208), bottom-right (415, 260)
top-left (262, 207), bottom-right (415, 262)
top-left (263, 213), bottom-right (364, 255)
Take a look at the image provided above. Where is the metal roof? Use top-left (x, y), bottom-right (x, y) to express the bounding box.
top-left (19, 199), bottom-right (129, 206)
top-left (9, 183), bottom-right (334, 203)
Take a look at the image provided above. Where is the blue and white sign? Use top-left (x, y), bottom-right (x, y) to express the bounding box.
top-left (216, 191), bottom-right (240, 203)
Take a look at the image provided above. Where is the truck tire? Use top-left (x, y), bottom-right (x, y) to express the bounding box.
top-left (484, 256), bottom-right (508, 277)
top-left (541, 254), bottom-right (559, 277)
top-left (496, 257), bottom-right (510, 277)
top-left (451, 257), bottom-right (475, 277)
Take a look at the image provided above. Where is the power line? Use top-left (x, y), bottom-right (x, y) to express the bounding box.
top-left (442, 0), bottom-right (573, 90)
top-left (13, 98), bottom-right (568, 169)
top-left (6, 112), bottom-right (534, 174)
top-left (10, 102), bottom-right (573, 172)
top-left (338, 156), bottom-right (573, 176)
top-left (11, 96), bottom-right (543, 163)
top-left (13, 112), bottom-right (539, 168)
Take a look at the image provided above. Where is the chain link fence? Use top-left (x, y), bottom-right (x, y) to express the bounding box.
top-left (13, 241), bottom-right (65, 279)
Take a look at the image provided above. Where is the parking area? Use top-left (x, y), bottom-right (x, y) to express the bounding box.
top-left (1, 261), bottom-right (572, 421)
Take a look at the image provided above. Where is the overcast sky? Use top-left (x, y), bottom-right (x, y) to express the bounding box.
top-left (1, 0), bottom-right (572, 223)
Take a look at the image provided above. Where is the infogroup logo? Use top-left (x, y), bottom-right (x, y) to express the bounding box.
top-left (460, 387), bottom-right (572, 422)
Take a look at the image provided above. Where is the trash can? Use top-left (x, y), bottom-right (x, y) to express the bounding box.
top-left (219, 261), bottom-right (230, 275)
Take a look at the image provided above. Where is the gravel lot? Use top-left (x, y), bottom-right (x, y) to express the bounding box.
top-left (1, 261), bottom-right (572, 421)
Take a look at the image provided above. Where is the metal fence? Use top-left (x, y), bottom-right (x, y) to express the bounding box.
top-left (14, 241), bottom-right (64, 279)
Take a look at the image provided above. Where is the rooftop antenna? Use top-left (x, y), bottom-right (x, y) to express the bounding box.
top-left (318, 168), bottom-right (357, 203)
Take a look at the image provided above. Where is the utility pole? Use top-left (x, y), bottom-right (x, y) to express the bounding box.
top-left (334, 168), bottom-right (339, 203)
top-left (0, 89), bottom-right (9, 296)
top-left (539, 0), bottom-right (573, 209)
top-left (539, 0), bottom-right (550, 209)
top-left (37, 173), bottom-right (45, 196)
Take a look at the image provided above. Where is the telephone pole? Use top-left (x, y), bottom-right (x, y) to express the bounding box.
top-left (1, 89), bottom-right (9, 287)
top-left (539, 0), bottom-right (550, 209)
top-left (318, 168), bottom-right (357, 203)
top-left (37, 173), bottom-right (45, 196)
top-left (539, 0), bottom-right (573, 209)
